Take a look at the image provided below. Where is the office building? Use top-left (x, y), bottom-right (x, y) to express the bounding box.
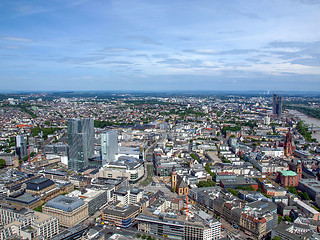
top-left (102, 202), bottom-right (141, 228)
top-left (99, 156), bottom-right (144, 183)
top-left (137, 209), bottom-right (221, 240)
top-left (15, 135), bottom-right (27, 160)
top-left (273, 93), bottom-right (283, 118)
top-left (113, 187), bottom-right (143, 205)
top-left (67, 188), bottom-right (108, 216)
top-left (271, 222), bottom-right (311, 240)
top-left (101, 130), bottom-right (118, 165)
top-left (68, 118), bottom-right (94, 171)
top-left (43, 195), bottom-right (88, 227)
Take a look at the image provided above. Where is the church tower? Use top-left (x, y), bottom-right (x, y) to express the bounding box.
top-left (284, 128), bottom-right (294, 156)
top-left (171, 166), bottom-right (177, 192)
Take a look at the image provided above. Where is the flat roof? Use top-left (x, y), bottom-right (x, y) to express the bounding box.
top-left (103, 204), bottom-right (140, 217)
top-left (6, 192), bottom-right (40, 205)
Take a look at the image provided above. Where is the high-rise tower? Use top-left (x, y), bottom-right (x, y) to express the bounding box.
top-left (67, 118), bottom-right (94, 171)
top-left (101, 130), bottom-right (118, 166)
top-left (273, 93), bottom-right (283, 118)
top-left (15, 135), bottom-right (27, 160)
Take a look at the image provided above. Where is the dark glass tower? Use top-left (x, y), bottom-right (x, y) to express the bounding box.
top-left (67, 118), bottom-right (94, 171)
top-left (273, 94), bottom-right (283, 118)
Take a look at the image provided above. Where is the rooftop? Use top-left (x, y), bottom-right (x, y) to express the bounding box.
top-left (26, 177), bottom-right (55, 191)
top-left (6, 192), bottom-right (40, 205)
top-left (278, 170), bottom-right (297, 177)
top-left (103, 204), bottom-right (140, 217)
top-left (45, 195), bottom-right (85, 212)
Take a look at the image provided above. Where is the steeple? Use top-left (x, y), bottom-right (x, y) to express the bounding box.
top-left (171, 166), bottom-right (177, 192)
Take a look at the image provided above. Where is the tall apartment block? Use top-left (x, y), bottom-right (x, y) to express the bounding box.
top-left (68, 118), bottom-right (94, 171)
top-left (101, 130), bottom-right (118, 166)
top-left (273, 93), bottom-right (283, 118)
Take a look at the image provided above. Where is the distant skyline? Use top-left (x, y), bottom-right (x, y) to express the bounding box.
top-left (1, 0), bottom-right (320, 91)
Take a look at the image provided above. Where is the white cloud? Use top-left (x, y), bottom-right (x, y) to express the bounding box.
top-left (1, 36), bottom-right (33, 42)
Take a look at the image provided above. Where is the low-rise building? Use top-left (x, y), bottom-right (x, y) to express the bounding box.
top-left (99, 157), bottom-right (144, 183)
top-left (220, 176), bottom-right (258, 190)
top-left (43, 195), bottom-right (88, 227)
top-left (137, 207), bottom-right (221, 240)
top-left (113, 187), bottom-right (143, 205)
top-left (271, 222), bottom-right (312, 240)
top-left (298, 179), bottom-right (320, 202)
top-left (26, 177), bottom-right (55, 195)
top-left (102, 202), bottom-right (141, 228)
top-left (67, 188), bottom-right (109, 216)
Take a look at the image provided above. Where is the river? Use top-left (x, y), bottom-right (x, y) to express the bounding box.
top-left (288, 109), bottom-right (320, 142)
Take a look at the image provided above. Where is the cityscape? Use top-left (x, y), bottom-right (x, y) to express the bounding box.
top-left (0, 91), bottom-right (319, 240)
top-left (1, 0), bottom-right (320, 240)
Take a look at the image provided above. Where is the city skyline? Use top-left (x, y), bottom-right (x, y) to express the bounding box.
top-left (1, 0), bottom-right (320, 91)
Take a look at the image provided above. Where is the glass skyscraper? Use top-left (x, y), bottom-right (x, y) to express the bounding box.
top-left (273, 93), bottom-right (283, 119)
top-left (101, 130), bottom-right (118, 166)
top-left (67, 118), bottom-right (94, 171)
top-left (15, 135), bottom-right (27, 160)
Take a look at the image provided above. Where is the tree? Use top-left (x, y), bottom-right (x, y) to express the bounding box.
top-left (137, 233), bottom-right (141, 238)
top-left (197, 181), bottom-right (216, 188)
top-left (33, 203), bottom-right (45, 212)
top-left (278, 216), bottom-right (283, 224)
top-left (284, 215), bottom-right (292, 222)
top-left (299, 192), bottom-right (310, 200)
top-left (142, 235), bottom-right (146, 239)
top-left (272, 236), bottom-right (282, 240)
top-left (244, 186), bottom-right (255, 191)
top-left (0, 159), bottom-right (6, 169)
top-left (228, 188), bottom-right (239, 197)
top-left (29, 152), bottom-right (36, 158)
top-left (287, 186), bottom-right (297, 195)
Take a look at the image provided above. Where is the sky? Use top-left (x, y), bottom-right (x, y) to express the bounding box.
top-left (0, 0), bottom-right (320, 92)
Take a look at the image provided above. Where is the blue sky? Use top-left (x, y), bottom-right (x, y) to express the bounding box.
top-left (1, 0), bottom-right (320, 91)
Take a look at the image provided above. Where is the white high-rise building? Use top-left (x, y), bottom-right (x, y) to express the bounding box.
top-left (101, 130), bottom-right (118, 166)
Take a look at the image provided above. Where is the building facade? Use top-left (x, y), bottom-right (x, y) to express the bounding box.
top-left (101, 130), bottom-right (118, 166)
top-left (273, 93), bottom-right (283, 118)
top-left (99, 157), bottom-right (144, 183)
top-left (15, 135), bottom-right (27, 160)
top-left (102, 203), bottom-right (141, 228)
top-left (0, 203), bottom-right (59, 239)
top-left (43, 195), bottom-right (88, 227)
top-left (67, 118), bottom-right (94, 171)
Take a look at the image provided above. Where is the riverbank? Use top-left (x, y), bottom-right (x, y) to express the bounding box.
top-left (288, 110), bottom-right (320, 142)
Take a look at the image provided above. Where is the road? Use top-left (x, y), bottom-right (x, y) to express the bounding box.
top-left (132, 134), bottom-right (167, 187)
